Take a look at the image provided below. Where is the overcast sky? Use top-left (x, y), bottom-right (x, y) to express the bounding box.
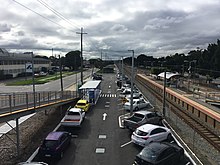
top-left (1, 0), bottom-right (220, 59)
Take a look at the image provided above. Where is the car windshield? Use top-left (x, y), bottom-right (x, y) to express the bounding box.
top-left (43, 140), bottom-right (57, 149)
top-left (77, 103), bottom-right (86, 106)
top-left (139, 147), bottom-right (157, 161)
top-left (135, 129), bottom-right (148, 136)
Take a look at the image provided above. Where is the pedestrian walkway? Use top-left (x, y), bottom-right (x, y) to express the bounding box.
top-left (0, 113), bottom-right (35, 138)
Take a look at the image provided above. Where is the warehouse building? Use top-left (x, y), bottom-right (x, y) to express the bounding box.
top-left (0, 48), bottom-right (51, 79)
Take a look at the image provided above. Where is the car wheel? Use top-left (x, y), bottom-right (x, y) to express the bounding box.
top-left (134, 107), bottom-right (139, 111)
top-left (167, 133), bottom-right (172, 141)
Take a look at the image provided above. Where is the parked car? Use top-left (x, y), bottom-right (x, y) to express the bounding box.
top-left (119, 88), bottom-right (139, 98)
top-left (34, 72), bottom-right (47, 77)
top-left (124, 92), bottom-right (143, 101)
top-left (17, 162), bottom-right (48, 165)
top-left (75, 99), bottom-right (90, 112)
top-left (124, 110), bottom-right (163, 131)
top-left (134, 142), bottom-right (184, 165)
top-left (60, 107), bottom-right (85, 127)
top-left (93, 73), bottom-right (102, 80)
top-left (38, 131), bottom-right (71, 159)
top-left (131, 124), bottom-right (172, 147)
top-left (123, 98), bottom-right (150, 111)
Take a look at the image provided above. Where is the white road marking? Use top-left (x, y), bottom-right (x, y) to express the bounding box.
top-left (95, 148), bottom-right (105, 153)
top-left (98, 135), bottom-right (107, 139)
top-left (120, 141), bottom-right (132, 148)
top-left (71, 135), bottom-right (78, 138)
top-left (103, 113), bottom-right (107, 120)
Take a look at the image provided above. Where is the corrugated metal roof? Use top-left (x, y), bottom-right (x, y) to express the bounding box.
top-left (79, 80), bottom-right (101, 89)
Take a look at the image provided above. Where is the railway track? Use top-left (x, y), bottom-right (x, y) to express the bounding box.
top-left (134, 72), bottom-right (220, 153)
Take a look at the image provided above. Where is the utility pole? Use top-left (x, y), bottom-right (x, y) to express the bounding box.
top-left (76, 27), bottom-right (87, 86)
top-left (59, 55), bottom-right (63, 98)
top-left (128, 50), bottom-right (134, 116)
top-left (31, 52), bottom-right (36, 110)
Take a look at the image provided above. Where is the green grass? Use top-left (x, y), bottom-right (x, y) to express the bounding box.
top-left (6, 72), bottom-right (76, 86)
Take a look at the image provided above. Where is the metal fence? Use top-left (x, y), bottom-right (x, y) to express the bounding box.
top-left (0, 91), bottom-right (77, 114)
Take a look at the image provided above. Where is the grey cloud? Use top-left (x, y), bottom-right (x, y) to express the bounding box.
top-left (0, 23), bottom-right (11, 32)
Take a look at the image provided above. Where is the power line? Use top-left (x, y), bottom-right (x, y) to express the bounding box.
top-left (12, 0), bottom-right (75, 32)
top-left (36, 0), bottom-right (81, 30)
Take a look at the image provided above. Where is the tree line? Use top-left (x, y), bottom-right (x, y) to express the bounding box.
top-left (123, 39), bottom-right (220, 78)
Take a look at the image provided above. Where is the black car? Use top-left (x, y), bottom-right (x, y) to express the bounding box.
top-left (92, 73), bottom-right (103, 80)
top-left (134, 142), bottom-right (184, 165)
top-left (38, 131), bottom-right (71, 159)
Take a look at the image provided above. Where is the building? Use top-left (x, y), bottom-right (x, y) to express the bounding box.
top-left (0, 48), bottom-right (51, 79)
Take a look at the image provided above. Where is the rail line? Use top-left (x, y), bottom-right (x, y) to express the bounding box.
top-left (134, 73), bottom-right (220, 153)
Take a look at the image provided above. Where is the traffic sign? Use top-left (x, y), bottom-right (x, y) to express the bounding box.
top-left (25, 63), bottom-right (33, 73)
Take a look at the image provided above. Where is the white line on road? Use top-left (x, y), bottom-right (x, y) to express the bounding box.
top-left (120, 141), bottom-right (132, 148)
top-left (103, 113), bottom-right (107, 120)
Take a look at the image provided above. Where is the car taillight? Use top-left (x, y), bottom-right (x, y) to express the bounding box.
top-left (142, 136), bottom-right (149, 140)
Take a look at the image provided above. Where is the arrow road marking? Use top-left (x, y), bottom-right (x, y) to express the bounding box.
top-left (103, 113), bottom-right (107, 120)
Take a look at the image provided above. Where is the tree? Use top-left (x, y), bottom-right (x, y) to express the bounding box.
top-left (65, 51), bottom-right (81, 70)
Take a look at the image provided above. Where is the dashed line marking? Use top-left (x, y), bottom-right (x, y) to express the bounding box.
top-left (99, 135), bottom-right (107, 139)
top-left (95, 148), bottom-right (105, 154)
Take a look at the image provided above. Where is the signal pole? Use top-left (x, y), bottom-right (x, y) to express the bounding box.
top-left (76, 27), bottom-right (87, 86)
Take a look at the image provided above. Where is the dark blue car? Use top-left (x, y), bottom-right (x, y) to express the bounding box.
top-left (38, 131), bottom-right (71, 159)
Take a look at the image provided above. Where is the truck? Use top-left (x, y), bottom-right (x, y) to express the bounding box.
top-left (124, 110), bottom-right (163, 131)
top-left (60, 107), bottom-right (85, 127)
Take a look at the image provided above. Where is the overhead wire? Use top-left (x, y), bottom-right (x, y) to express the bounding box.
top-left (11, 0), bottom-right (128, 58)
top-left (36, 0), bottom-right (81, 30)
top-left (11, 0), bottom-right (74, 32)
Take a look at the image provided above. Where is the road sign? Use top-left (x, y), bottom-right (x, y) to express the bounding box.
top-left (25, 63), bottom-right (33, 73)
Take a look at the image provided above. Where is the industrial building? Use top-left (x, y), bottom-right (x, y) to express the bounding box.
top-left (0, 48), bottom-right (51, 79)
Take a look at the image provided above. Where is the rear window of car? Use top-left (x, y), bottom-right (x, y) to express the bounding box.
top-left (77, 103), bottom-right (86, 106)
top-left (67, 111), bottom-right (80, 115)
top-left (135, 129), bottom-right (148, 136)
top-left (133, 113), bottom-right (144, 118)
top-left (140, 147), bottom-right (157, 161)
top-left (43, 140), bottom-right (58, 148)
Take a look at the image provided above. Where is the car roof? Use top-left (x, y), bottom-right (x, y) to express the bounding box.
top-left (138, 124), bottom-right (163, 132)
top-left (77, 100), bottom-right (87, 103)
top-left (140, 142), bottom-right (171, 158)
top-left (69, 108), bottom-right (82, 112)
top-left (45, 131), bottom-right (66, 141)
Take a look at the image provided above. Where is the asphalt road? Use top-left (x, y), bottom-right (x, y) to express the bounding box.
top-left (33, 73), bottom-right (140, 165)
top-left (33, 73), bottom-right (192, 165)
top-left (0, 69), bottom-right (94, 93)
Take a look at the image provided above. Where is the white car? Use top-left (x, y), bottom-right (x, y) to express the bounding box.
top-left (60, 108), bottom-right (85, 127)
top-left (131, 124), bottom-right (172, 147)
top-left (123, 98), bottom-right (149, 111)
